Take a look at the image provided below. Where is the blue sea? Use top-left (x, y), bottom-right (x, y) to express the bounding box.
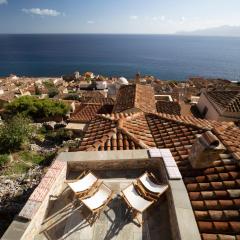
top-left (0, 34), bottom-right (240, 81)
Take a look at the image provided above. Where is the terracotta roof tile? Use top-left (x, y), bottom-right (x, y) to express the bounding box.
top-left (70, 103), bottom-right (113, 123)
top-left (82, 97), bottom-right (115, 105)
top-left (213, 126), bottom-right (240, 162)
top-left (156, 100), bottom-right (181, 115)
top-left (77, 114), bottom-right (143, 151)
top-left (113, 84), bottom-right (156, 113)
top-left (206, 91), bottom-right (240, 113)
top-left (80, 90), bottom-right (107, 100)
top-left (201, 233), bottom-right (218, 240)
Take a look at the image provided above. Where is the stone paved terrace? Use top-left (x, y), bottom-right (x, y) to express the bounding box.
top-left (35, 169), bottom-right (172, 240)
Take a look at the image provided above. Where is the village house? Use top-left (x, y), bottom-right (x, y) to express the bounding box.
top-left (197, 90), bottom-right (240, 122)
top-left (84, 72), bottom-right (95, 79)
top-left (0, 92), bottom-right (16, 108)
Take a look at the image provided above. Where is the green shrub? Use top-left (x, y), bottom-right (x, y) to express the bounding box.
top-left (48, 87), bottom-right (59, 98)
top-left (34, 84), bottom-right (41, 95)
top-left (20, 151), bottom-right (45, 165)
top-left (0, 115), bottom-right (33, 152)
top-left (46, 129), bottom-right (73, 144)
top-left (6, 96), bottom-right (70, 120)
top-left (0, 154), bottom-right (9, 166)
top-left (4, 162), bottom-right (30, 175)
top-left (64, 94), bottom-right (80, 100)
top-left (43, 80), bottom-right (55, 89)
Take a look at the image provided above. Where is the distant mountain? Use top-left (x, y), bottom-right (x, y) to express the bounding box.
top-left (176, 25), bottom-right (240, 37)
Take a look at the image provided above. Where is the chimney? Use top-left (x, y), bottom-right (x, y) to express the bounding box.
top-left (135, 72), bottom-right (141, 84)
top-left (189, 131), bottom-right (225, 169)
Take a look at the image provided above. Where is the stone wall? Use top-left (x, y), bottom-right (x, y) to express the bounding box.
top-left (68, 158), bottom-right (158, 172)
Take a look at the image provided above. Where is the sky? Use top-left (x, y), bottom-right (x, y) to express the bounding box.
top-left (0, 0), bottom-right (240, 34)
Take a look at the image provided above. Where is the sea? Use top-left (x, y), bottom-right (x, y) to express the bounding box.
top-left (0, 34), bottom-right (240, 81)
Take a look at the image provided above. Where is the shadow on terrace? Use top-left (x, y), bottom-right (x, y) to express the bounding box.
top-left (36, 168), bottom-right (172, 240)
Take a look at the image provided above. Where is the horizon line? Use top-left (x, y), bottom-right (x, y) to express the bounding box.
top-left (0, 33), bottom-right (240, 38)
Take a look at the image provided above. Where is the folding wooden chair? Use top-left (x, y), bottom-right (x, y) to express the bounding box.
top-left (80, 182), bottom-right (114, 225)
top-left (65, 171), bottom-right (99, 200)
top-left (136, 172), bottom-right (168, 201)
top-left (121, 183), bottom-right (154, 226)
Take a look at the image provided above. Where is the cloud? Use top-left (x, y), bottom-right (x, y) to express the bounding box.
top-left (0, 0), bottom-right (7, 5)
top-left (151, 16), bottom-right (165, 21)
top-left (22, 8), bottom-right (61, 17)
top-left (152, 16), bottom-right (158, 21)
top-left (160, 16), bottom-right (165, 21)
top-left (87, 20), bottom-right (95, 24)
top-left (180, 16), bottom-right (186, 24)
top-left (130, 15), bottom-right (138, 20)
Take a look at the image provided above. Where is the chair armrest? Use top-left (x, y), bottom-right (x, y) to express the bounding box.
top-left (64, 170), bottom-right (90, 183)
top-left (148, 172), bottom-right (161, 184)
top-left (64, 180), bottom-right (76, 183)
top-left (76, 170), bottom-right (88, 180)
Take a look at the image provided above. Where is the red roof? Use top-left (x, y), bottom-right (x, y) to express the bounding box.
top-left (113, 84), bottom-right (156, 113)
top-left (70, 103), bottom-right (113, 123)
top-left (156, 100), bottom-right (181, 115)
top-left (206, 91), bottom-right (240, 113)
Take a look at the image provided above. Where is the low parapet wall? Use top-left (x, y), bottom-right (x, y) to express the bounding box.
top-left (60, 149), bottom-right (158, 172)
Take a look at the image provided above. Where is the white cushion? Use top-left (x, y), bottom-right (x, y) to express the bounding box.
top-left (139, 173), bottom-right (168, 194)
top-left (122, 184), bottom-right (152, 212)
top-left (68, 173), bottom-right (97, 193)
top-left (82, 184), bottom-right (112, 210)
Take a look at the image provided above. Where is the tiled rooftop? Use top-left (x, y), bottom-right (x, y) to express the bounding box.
top-left (70, 103), bottom-right (113, 123)
top-left (112, 84), bottom-right (156, 113)
top-left (189, 78), bottom-right (232, 90)
top-left (69, 96), bottom-right (114, 123)
top-left (80, 90), bottom-right (107, 100)
top-left (156, 100), bottom-right (181, 115)
top-left (76, 112), bottom-right (240, 239)
top-left (82, 97), bottom-right (115, 105)
top-left (77, 112), bottom-right (233, 155)
top-left (206, 91), bottom-right (240, 113)
top-left (185, 153), bottom-right (240, 238)
top-left (0, 92), bottom-right (15, 102)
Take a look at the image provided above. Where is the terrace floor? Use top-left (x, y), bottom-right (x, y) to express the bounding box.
top-left (35, 169), bottom-right (172, 240)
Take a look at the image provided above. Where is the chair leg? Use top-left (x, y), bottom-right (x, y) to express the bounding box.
top-left (132, 210), bottom-right (143, 226)
top-left (136, 212), bottom-right (143, 226)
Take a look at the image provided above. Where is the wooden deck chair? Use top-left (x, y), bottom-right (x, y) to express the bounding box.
top-left (121, 183), bottom-right (154, 226)
top-left (65, 171), bottom-right (99, 200)
top-left (137, 172), bottom-right (168, 201)
top-left (81, 182), bottom-right (114, 225)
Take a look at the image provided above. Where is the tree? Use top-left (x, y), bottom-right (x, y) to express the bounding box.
top-left (6, 96), bottom-right (70, 120)
top-left (34, 84), bottom-right (41, 95)
top-left (64, 94), bottom-right (80, 100)
top-left (0, 115), bottom-right (33, 152)
top-left (48, 87), bottom-right (59, 98)
top-left (43, 80), bottom-right (55, 89)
